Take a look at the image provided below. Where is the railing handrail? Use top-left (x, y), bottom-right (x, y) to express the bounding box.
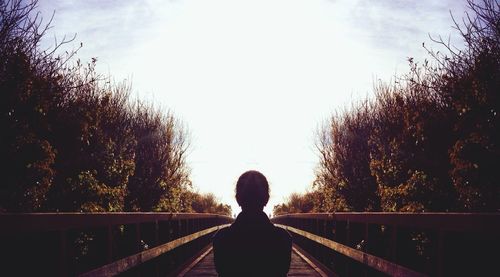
top-left (272, 213), bottom-right (500, 276)
top-left (0, 212), bottom-right (234, 233)
top-left (1, 212), bottom-right (234, 276)
top-left (275, 224), bottom-right (426, 277)
top-left (272, 212), bottom-right (500, 231)
top-left (78, 224), bottom-right (231, 277)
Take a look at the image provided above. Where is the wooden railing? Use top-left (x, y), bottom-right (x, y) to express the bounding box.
top-left (0, 213), bottom-right (233, 276)
top-left (271, 213), bottom-right (500, 277)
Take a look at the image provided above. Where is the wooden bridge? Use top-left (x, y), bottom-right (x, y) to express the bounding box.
top-left (1, 212), bottom-right (499, 276)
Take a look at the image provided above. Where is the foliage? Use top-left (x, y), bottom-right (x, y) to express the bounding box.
top-left (283, 0), bottom-right (499, 213)
top-left (443, 0), bottom-right (500, 211)
top-left (273, 191), bottom-right (315, 216)
top-left (0, 0), bottom-right (60, 211)
top-left (188, 192), bottom-right (232, 217)
top-left (316, 100), bottom-right (380, 211)
top-left (0, 0), bottom-right (231, 214)
top-left (46, 73), bottom-right (137, 212)
top-left (125, 103), bottom-right (190, 211)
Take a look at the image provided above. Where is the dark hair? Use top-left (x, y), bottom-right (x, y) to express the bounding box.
top-left (235, 170), bottom-right (270, 210)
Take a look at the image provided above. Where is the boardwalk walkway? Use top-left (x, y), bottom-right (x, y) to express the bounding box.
top-left (179, 245), bottom-right (327, 277)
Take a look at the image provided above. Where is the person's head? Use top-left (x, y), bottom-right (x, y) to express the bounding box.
top-left (235, 170), bottom-right (270, 211)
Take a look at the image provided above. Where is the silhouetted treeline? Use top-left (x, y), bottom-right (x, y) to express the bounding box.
top-left (273, 191), bottom-right (316, 216)
top-left (189, 192), bottom-right (232, 216)
top-left (276, 0), bottom-right (499, 214)
top-left (0, 0), bottom-right (230, 215)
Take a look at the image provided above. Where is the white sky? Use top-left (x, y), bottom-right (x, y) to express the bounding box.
top-left (38, 0), bottom-right (467, 215)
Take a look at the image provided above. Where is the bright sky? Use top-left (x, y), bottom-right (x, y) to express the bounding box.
top-left (38, 0), bottom-right (467, 215)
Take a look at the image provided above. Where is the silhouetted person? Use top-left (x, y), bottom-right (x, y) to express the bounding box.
top-left (213, 170), bottom-right (292, 277)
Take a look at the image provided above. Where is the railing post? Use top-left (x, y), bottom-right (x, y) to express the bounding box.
top-left (346, 220), bottom-right (350, 277)
top-left (167, 218), bottom-right (172, 242)
top-left (135, 223), bottom-right (142, 252)
top-left (187, 219), bottom-right (192, 259)
top-left (391, 225), bottom-right (398, 263)
top-left (166, 218), bottom-right (173, 271)
top-left (154, 220), bottom-right (159, 246)
top-left (330, 219), bottom-right (335, 241)
top-left (107, 225), bottom-right (113, 263)
top-left (314, 219), bottom-right (320, 258)
top-left (178, 219), bottom-right (185, 263)
top-left (135, 223), bottom-right (142, 277)
top-left (364, 223), bottom-right (369, 249)
top-left (328, 218), bottom-right (335, 270)
top-left (59, 230), bottom-right (67, 277)
top-left (437, 229), bottom-right (444, 277)
top-left (321, 218), bottom-right (328, 269)
top-left (346, 220), bottom-right (351, 246)
top-left (364, 223), bottom-right (369, 277)
top-left (154, 220), bottom-right (160, 277)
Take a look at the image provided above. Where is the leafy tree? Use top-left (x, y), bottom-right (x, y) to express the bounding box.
top-left (443, 0), bottom-right (500, 211)
top-left (368, 78), bottom-right (456, 212)
top-left (47, 76), bottom-right (136, 212)
top-left (125, 103), bottom-right (190, 211)
top-left (316, 101), bottom-right (380, 211)
top-left (0, 0), bottom-right (210, 213)
top-left (306, 0), bottom-right (499, 213)
top-left (189, 192), bottom-right (232, 216)
top-left (0, 0), bottom-right (61, 211)
top-left (273, 191), bottom-right (316, 215)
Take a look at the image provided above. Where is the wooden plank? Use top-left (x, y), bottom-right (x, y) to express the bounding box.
top-left (292, 244), bottom-right (332, 277)
top-left (0, 213), bottom-right (233, 233)
top-left (181, 246), bottom-right (325, 277)
top-left (181, 250), bottom-right (218, 277)
top-left (78, 224), bottom-right (230, 277)
top-left (177, 246), bottom-right (214, 277)
top-left (288, 250), bottom-right (323, 277)
top-left (276, 224), bottom-right (427, 277)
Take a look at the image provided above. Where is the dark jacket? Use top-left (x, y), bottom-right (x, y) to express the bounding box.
top-left (213, 211), bottom-right (292, 277)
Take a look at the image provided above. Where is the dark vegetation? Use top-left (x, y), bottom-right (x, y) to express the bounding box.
top-left (275, 0), bottom-right (499, 215)
top-left (0, 0), bottom-right (231, 216)
top-left (189, 192), bottom-right (232, 215)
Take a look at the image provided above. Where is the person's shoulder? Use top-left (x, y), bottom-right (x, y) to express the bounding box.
top-left (273, 225), bottom-right (292, 242)
top-left (214, 226), bottom-right (231, 238)
top-left (213, 226), bottom-right (232, 244)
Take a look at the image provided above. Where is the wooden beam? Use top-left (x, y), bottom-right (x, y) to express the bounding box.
top-left (78, 224), bottom-right (230, 277)
top-left (0, 213), bottom-right (233, 233)
top-left (276, 224), bottom-right (427, 277)
top-left (292, 244), bottom-right (334, 277)
top-left (176, 245), bottom-right (214, 277)
top-left (272, 213), bottom-right (500, 232)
